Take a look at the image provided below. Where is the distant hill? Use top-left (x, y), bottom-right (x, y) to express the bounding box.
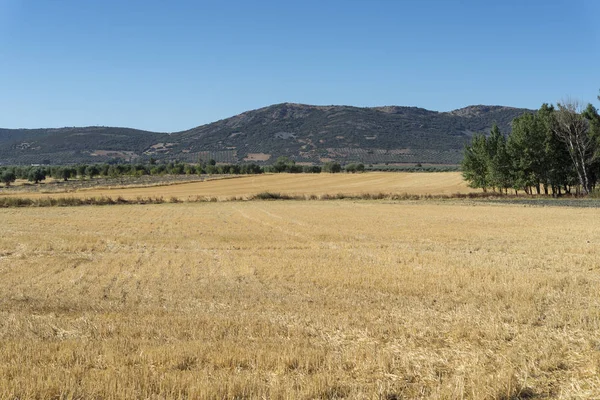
top-left (0, 103), bottom-right (532, 165)
top-left (0, 127), bottom-right (164, 165)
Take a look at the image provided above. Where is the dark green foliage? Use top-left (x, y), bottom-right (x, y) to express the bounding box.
top-left (302, 165), bottom-right (322, 173)
top-left (27, 168), bottom-right (46, 184)
top-left (59, 167), bottom-right (76, 181)
top-left (1, 170), bottom-right (16, 186)
top-left (271, 157), bottom-right (295, 173)
top-left (169, 163), bottom-right (185, 175)
top-left (461, 133), bottom-right (490, 191)
top-left (240, 163), bottom-right (262, 174)
top-left (345, 163), bottom-right (365, 173)
top-left (76, 164), bottom-right (87, 178)
top-left (85, 164), bottom-right (101, 178)
top-left (509, 113), bottom-right (548, 193)
top-left (462, 101), bottom-right (600, 196)
top-left (184, 164), bottom-right (196, 175)
top-left (487, 125), bottom-right (513, 192)
top-left (322, 162), bottom-right (342, 173)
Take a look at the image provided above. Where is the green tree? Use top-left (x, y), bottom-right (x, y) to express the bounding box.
top-left (27, 168), bottom-right (46, 184)
top-left (273, 156), bottom-right (295, 173)
top-left (322, 161), bottom-right (342, 173)
top-left (169, 163), bottom-right (185, 174)
top-left (60, 167), bottom-right (76, 181)
top-left (461, 133), bottom-right (490, 191)
top-left (1, 170), bottom-right (16, 187)
top-left (508, 113), bottom-right (548, 194)
top-left (302, 165), bottom-right (321, 173)
top-left (85, 165), bottom-right (101, 178)
top-left (76, 164), bottom-right (87, 179)
top-left (486, 125), bottom-right (513, 193)
top-left (345, 163), bottom-right (365, 173)
top-left (184, 164), bottom-right (196, 175)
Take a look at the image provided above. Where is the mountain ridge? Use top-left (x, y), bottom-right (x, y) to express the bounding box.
top-left (0, 103), bottom-right (533, 165)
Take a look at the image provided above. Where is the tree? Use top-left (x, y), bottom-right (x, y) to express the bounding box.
top-left (27, 168), bottom-right (46, 184)
top-left (60, 167), bottom-right (76, 181)
top-left (552, 100), bottom-right (597, 194)
top-left (461, 133), bottom-right (490, 191)
top-left (76, 164), bottom-right (87, 179)
top-left (486, 125), bottom-right (513, 193)
top-left (184, 164), bottom-right (196, 175)
top-left (539, 104), bottom-right (574, 195)
top-left (1, 170), bottom-right (16, 187)
top-left (344, 163), bottom-right (365, 173)
top-left (85, 165), bottom-right (101, 178)
top-left (322, 161), bottom-right (342, 173)
top-left (345, 163), bottom-right (357, 173)
top-left (508, 114), bottom-right (548, 194)
top-left (272, 156), bottom-right (295, 173)
top-left (302, 165), bottom-right (321, 173)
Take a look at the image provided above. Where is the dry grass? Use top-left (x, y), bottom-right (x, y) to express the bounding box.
top-left (1, 201), bottom-right (600, 399)
top-left (0, 172), bottom-right (476, 201)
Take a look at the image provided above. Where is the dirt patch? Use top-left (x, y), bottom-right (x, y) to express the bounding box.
top-left (90, 150), bottom-right (138, 158)
top-left (244, 153), bottom-right (271, 161)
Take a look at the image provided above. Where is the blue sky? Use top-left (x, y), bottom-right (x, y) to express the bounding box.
top-left (1, 0), bottom-right (599, 132)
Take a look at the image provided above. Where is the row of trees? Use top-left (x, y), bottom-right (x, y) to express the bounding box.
top-left (0, 162), bottom-right (263, 186)
top-left (264, 157), bottom-right (364, 173)
top-left (0, 158), bottom-right (365, 187)
top-left (462, 95), bottom-right (600, 196)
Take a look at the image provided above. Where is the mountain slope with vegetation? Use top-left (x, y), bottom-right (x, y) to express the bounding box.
top-left (0, 103), bottom-right (532, 165)
top-left (0, 127), bottom-right (164, 165)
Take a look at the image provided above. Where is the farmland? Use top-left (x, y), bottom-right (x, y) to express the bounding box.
top-left (0, 172), bottom-right (475, 201)
top-left (1, 196), bottom-right (600, 398)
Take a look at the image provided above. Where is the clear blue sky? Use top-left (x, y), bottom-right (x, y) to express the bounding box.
top-left (1, 0), bottom-right (599, 132)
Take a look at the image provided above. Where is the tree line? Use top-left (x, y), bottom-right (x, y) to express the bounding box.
top-left (0, 158), bottom-right (364, 187)
top-left (462, 95), bottom-right (600, 196)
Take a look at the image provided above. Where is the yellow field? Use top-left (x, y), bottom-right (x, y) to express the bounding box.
top-left (1, 200), bottom-right (599, 399)
top-left (0, 172), bottom-right (476, 200)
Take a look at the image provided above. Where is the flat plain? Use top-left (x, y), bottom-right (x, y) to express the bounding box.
top-left (1, 195), bottom-right (600, 399)
top-left (0, 172), bottom-right (476, 200)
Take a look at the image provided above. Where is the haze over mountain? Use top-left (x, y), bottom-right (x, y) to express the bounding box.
top-left (0, 103), bottom-right (532, 165)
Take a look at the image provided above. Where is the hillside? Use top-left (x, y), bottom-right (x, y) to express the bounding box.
top-left (0, 103), bottom-right (531, 165)
top-left (0, 127), bottom-right (164, 165)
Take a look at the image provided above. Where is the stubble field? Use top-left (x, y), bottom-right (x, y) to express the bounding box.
top-left (0, 172), bottom-right (475, 200)
top-left (1, 197), bottom-right (600, 399)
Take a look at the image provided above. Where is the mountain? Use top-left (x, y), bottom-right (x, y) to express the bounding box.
top-left (0, 103), bottom-right (532, 165)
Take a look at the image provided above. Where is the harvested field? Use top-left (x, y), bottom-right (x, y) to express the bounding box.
top-left (0, 172), bottom-right (475, 200)
top-left (1, 201), bottom-right (600, 398)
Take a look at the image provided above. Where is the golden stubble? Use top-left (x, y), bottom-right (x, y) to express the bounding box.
top-left (0, 201), bottom-right (599, 399)
top-left (0, 172), bottom-right (476, 201)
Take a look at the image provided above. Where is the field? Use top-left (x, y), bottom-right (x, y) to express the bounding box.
top-left (2, 194), bottom-right (600, 398)
top-left (0, 172), bottom-right (475, 200)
